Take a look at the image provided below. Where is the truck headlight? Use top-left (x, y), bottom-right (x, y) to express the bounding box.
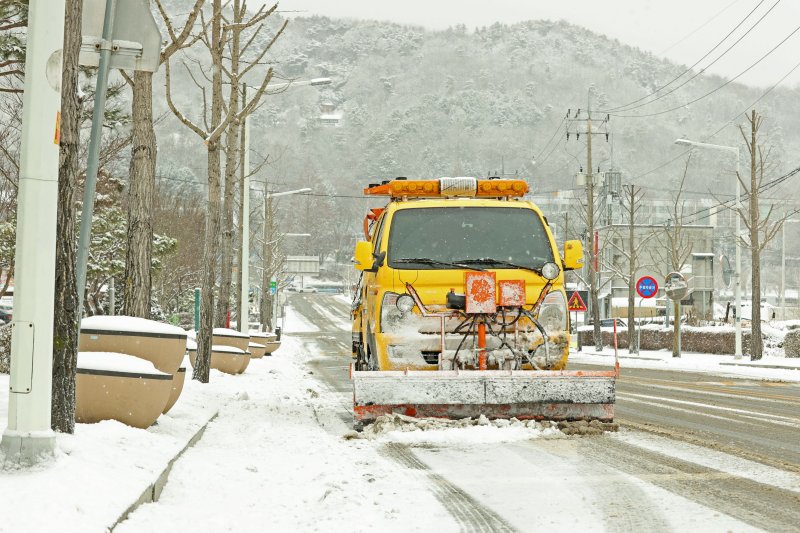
top-left (396, 294), bottom-right (415, 313)
top-left (538, 291), bottom-right (567, 332)
top-left (381, 292), bottom-right (411, 332)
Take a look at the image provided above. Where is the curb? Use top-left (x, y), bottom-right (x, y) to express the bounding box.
top-left (577, 351), bottom-right (663, 362)
top-left (719, 362), bottom-right (800, 371)
top-left (109, 410), bottom-right (220, 531)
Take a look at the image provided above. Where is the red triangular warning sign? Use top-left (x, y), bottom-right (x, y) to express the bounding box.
top-left (567, 291), bottom-right (587, 312)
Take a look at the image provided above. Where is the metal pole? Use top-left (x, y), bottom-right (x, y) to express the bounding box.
top-left (194, 287), bottom-right (200, 331)
top-left (109, 277), bottom-right (115, 315)
top-left (782, 221), bottom-right (786, 320)
top-left (1, 0), bottom-right (65, 463)
top-left (734, 150), bottom-right (742, 359)
top-left (239, 84), bottom-right (250, 332)
top-left (75, 0), bottom-right (118, 320)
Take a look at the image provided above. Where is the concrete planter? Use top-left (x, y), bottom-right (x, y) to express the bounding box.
top-left (188, 346), bottom-right (250, 375)
top-left (75, 363), bottom-right (173, 429)
top-left (80, 316), bottom-right (188, 374)
top-left (248, 342), bottom-right (267, 359)
top-left (263, 341), bottom-right (281, 355)
top-left (212, 328), bottom-right (250, 352)
top-left (162, 367), bottom-right (186, 414)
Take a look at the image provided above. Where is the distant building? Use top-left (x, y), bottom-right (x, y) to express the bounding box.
top-left (319, 102), bottom-right (342, 126)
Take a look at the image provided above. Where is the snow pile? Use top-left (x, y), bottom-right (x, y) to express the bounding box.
top-left (360, 413), bottom-right (564, 444)
top-left (211, 327), bottom-right (249, 338)
top-left (80, 315), bottom-right (187, 337)
top-left (77, 352), bottom-right (168, 376)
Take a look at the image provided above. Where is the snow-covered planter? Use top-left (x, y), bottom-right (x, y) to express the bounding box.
top-left (248, 342), bottom-right (267, 359)
top-left (75, 352), bottom-right (173, 429)
top-left (188, 345), bottom-right (251, 374)
top-left (212, 327), bottom-right (250, 352)
top-left (162, 367), bottom-right (186, 414)
top-left (263, 340), bottom-right (281, 355)
top-left (79, 316), bottom-right (188, 374)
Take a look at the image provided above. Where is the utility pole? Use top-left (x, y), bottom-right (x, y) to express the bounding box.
top-left (567, 87), bottom-right (610, 351)
top-left (1, 0), bottom-right (65, 463)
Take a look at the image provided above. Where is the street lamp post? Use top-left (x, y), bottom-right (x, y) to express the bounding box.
top-left (238, 78), bottom-right (330, 332)
top-left (675, 138), bottom-right (742, 359)
top-left (257, 188), bottom-right (311, 332)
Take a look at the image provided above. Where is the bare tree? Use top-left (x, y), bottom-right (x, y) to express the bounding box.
top-left (603, 185), bottom-right (657, 353)
top-left (123, 0), bottom-right (205, 319)
top-left (51, 0), bottom-right (82, 434)
top-left (736, 110), bottom-right (790, 360)
top-left (216, 1), bottom-right (284, 328)
top-left (655, 156), bottom-right (695, 358)
top-left (165, 0), bottom-right (284, 382)
top-left (258, 192), bottom-right (286, 330)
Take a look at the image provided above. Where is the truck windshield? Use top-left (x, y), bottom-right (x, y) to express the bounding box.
top-left (387, 207), bottom-right (554, 270)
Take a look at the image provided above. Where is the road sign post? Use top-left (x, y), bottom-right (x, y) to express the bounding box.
top-left (568, 291), bottom-right (588, 351)
top-left (664, 272), bottom-right (689, 358)
top-left (75, 0), bottom-right (162, 322)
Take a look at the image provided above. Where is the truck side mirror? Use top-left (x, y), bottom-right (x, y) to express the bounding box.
top-left (562, 240), bottom-right (584, 271)
top-left (354, 241), bottom-right (374, 272)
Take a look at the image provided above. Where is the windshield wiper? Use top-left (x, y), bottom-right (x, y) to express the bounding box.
top-left (456, 258), bottom-right (543, 273)
top-left (393, 258), bottom-right (486, 271)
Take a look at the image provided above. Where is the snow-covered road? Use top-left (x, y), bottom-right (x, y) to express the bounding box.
top-left (112, 293), bottom-right (800, 532)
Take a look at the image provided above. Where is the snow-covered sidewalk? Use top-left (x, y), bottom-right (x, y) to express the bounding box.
top-left (115, 335), bottom-right (457, 532)
top-left (572, 347), bottom-right (800, 382)
top-left (0, 369), bottom-right (231, 532)
top-left (0, 336), bottom-right (459, 532)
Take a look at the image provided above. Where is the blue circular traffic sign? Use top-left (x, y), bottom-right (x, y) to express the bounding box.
top-left (636, 276), bottom-right (658, 298)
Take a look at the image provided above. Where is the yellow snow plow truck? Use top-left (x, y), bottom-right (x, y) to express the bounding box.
top-left (351, 177), bottom-right (618, 428)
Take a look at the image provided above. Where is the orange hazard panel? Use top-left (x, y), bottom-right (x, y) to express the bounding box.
top-left (465, 272), bottom-right (497, 314)
top-left (498, 280), bottom-right (526, 307)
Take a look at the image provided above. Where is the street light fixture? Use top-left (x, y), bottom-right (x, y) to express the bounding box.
top-left (238, 77), bottom-right (331, 332)
top-left (674, 138), bottom-right (742, 359)
top-left (240, 186), bottom-right (311, 332)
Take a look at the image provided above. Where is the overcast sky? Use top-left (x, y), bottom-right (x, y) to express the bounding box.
top-left (270, 0), bottom-right (800, 88)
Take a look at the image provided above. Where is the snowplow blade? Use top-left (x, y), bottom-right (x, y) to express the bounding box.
top-left (353, 368), bottom-right (616, 426)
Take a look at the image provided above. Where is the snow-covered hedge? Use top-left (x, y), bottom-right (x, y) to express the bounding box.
top-left (578, 324), bottom-right (755, 355)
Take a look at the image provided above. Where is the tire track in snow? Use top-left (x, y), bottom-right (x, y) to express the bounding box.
top-left (580, 438), bottom-right (800, 533)
top-left (382, 443), bottom-right (517, 533)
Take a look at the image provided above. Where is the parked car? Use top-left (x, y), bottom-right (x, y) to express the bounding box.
top-left (598, 318), bottom-right (626, 328)
top-left (297, 287), bottom-right (317, 293)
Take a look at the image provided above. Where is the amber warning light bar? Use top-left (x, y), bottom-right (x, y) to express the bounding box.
top-left (364, 177), bottom-right (529, 198)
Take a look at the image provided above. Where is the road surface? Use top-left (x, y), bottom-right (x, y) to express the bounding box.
top-left (290, 292), bottom-right (800, 532)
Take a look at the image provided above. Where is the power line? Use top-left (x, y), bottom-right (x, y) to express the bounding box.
top-left (632, 54), bottom-right (800, 180)
top-left (612, 21), bottom-right (800, 119)
top-left (533, 115), bottom-right (566, 163)
top-left (604, 0), bottom-right (778, 114)
top-left (659, 0), bottom-right (746, 55)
